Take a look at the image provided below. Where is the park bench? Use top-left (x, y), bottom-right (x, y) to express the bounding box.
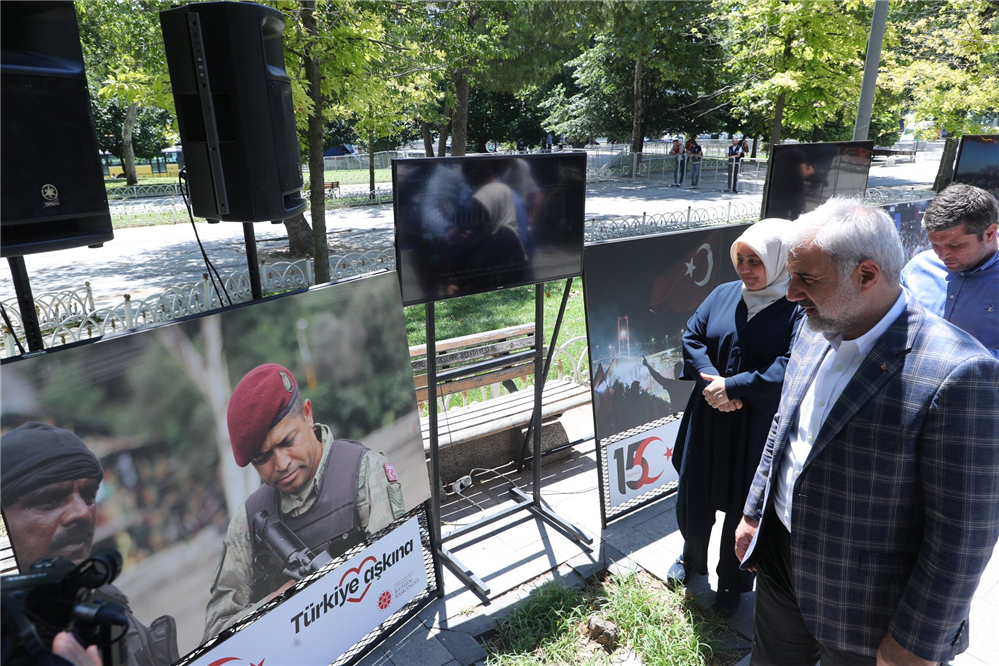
top-left (409, 323), bottom-right (591, 482)
top-left (873, 148), bottom-right (917, 164)
top-left (323, 181), bottom-right (341, 197)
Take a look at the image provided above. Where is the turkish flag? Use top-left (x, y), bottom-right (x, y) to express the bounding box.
top-left (647, 230), bottom-right (725, 315)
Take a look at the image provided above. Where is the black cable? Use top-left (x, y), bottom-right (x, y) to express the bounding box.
top-left (0, 301), bottom-right (27, 356)
top-left (179, 169), bottom-right (233, 307)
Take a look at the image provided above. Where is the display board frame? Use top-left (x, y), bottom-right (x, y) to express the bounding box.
top-left (392, 152), bottom-right (587, 306)
top-left (760, 140), bottom-right (874, 220)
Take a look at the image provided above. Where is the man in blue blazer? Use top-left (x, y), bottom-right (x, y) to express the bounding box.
top-left (734, 197), bottom-right (999, 665)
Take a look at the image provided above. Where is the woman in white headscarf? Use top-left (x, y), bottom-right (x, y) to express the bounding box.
top-left (668, 219), bottom-right (803, 616)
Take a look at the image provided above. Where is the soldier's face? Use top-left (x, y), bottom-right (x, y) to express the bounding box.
top-left (251, 399), bottom-right (323, 495)
top-left (5, 477), bottom-right (99, 567)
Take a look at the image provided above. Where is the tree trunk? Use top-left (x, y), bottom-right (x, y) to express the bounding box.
top-left (368, 124), bottom-right (376, 199)
top-left (450, 67), bottom-right (470, 157)
top-left (751, 136), bottom-right (759, 159)
top-left (420, 120), bottom-right (435, 157)
top-left (770, 91), bottom-right (785, 147)
top-left (283, 212), bottom-right (313, 257)
top-left (812, 125), bottom-right (819, 143)
top-left (302, 1), bottom-right (329, 283)
top-left (629, 57), bottom-right (644, 177)
top-left (933, 136), bottom-right (959, 192)
top-left (437, 103), bottom-right (452, 157)
top-left (770, 37), bottom-right (793, 148)
top-left (122, 101), bottom-right (139, 186)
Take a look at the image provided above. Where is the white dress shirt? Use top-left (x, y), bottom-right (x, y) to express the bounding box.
top-left (774, 290), bottom-right (908, 531)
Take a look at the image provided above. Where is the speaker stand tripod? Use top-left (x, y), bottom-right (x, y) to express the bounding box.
top-left (7, 257), bottom-right (44, 352)
top-left (243, 223), bottom-right (263, 300)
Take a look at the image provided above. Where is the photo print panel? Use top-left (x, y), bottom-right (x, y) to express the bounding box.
top-left (762, 141), bottom-right (874, 220)
top-left (0, 272), bottom-right (432, 661)
top-left (883, 199), bottom-right (932, 261)
top-left (393, 152), bottom-right (586, 305)
top-left (952, 134), bottom-right (998, 198)
top-left (583, 224), bottom-right (750, 442)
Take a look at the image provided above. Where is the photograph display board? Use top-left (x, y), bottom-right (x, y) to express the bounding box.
top-left (583, 224), bottom-right (750, 444)
top-left (606, 418), bottom-right (682, 509)
top-left (883, 199), bottom-right (932, 261)
top-left (0, 272), bottom-right (433, 662)
top-left (762, 141), bottom-right (874, 220)
top-left (952, 134), bottom-right (998, 197)
top-left (190, 517), bottom-right (427, 666)
top-left (393, 152), bottom-right (586, 305)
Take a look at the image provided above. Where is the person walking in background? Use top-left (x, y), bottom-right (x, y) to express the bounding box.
top-left (668, 219), bottom-right (802, 616)
top-left (735, 198), bottom-right (999, 665)
top-left (900, 183), bottom-right (998, 358)
top-left (687, 137), bottom-right (703, 188)
top-left (726, 136), bottom-right (744, 193)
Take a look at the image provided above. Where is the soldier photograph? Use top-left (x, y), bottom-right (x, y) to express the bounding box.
top-left (203, 363), bottom-right (407, 638)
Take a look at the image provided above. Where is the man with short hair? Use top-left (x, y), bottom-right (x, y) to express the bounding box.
top-left (203, 363), bottom-right (406, 639)
top-left (726, 136), bottom-right (743, 193)
top-left (1, 422), bottom-right (179, 666)
top-left (734, 198), bottom-right (999, 665)
top-left (672, 138), bottom-right (686, 186)
top-left (900, 183), bottom-right (998, 358)
top-left (687, 137), bottom-right (703, 188)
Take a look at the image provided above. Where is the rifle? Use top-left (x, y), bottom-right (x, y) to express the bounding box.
top-left (251, 509), bottom-right (333, 581)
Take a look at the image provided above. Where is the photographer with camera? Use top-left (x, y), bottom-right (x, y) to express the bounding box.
top-left (1, 423), bottom-right (179, 666)
top-left (203, 364), bottom-right (406, 639)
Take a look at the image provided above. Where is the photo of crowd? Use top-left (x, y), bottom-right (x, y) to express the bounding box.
top-left (393, 153), bottom-right (586, 305)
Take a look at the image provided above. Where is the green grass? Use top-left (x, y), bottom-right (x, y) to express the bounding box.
top-left (104, 175), bottom-right (180, 190)
top-left (483, 572), bottom-right (745, 666)
top-left (404, 280), bottom-right (587, 346)
top-left (322, 168), bottom-right (392, 186)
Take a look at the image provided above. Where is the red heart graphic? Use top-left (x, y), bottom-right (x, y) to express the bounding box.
top-left (339, 555), bottom-right (375, 603)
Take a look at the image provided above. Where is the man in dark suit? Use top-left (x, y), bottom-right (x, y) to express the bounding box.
top-left (734, 197), bottom-right (999, 665)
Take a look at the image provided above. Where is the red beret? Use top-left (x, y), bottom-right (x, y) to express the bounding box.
top-left (228, 363), bottom-right (300, 467)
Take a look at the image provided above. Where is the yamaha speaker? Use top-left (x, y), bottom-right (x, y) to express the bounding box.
top-left (1, 1), bottom-right (113, 258)
top-left (160, 2), bottom-right (306, 223)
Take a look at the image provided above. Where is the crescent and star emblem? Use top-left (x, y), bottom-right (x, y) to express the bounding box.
top-left (683, 243), bottom-right (714, 286)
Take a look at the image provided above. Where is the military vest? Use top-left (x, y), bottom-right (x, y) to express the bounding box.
top-left (245, 438), bottom-right (368, 602)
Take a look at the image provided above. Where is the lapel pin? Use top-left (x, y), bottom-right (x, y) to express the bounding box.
top-left (880, 362), bottom-right (887, 373)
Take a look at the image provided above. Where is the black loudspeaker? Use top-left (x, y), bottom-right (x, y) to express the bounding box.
top-left (1, 1), bottom-right (113, 258)
top-left (160, 2), bottom-right (306, 223)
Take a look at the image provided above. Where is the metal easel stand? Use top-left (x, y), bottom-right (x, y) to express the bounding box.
top-left (425, 279), bottom-right (593, 599)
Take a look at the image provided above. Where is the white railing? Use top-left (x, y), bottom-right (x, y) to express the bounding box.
top-left (106, 183), bottom-right (184, 199)
top-left (2, 250), bottom-right (395, 357)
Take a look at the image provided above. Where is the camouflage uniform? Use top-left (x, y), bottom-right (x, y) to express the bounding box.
top-left (203, 423), bottom-right (404, 639)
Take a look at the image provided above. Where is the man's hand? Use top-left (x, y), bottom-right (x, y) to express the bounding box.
top-left (266, 578), bottom-right (296, 603)
top-left (876, 633), bottom-right (935, 666)
top-left (734, 515), bottom-right (759, 570)
top-left (701, 373), bottom-right (730, 407)
top-left (52, 632), bottom-right (102, 666)
top-left (714, 398), bottom-right (744, 413)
